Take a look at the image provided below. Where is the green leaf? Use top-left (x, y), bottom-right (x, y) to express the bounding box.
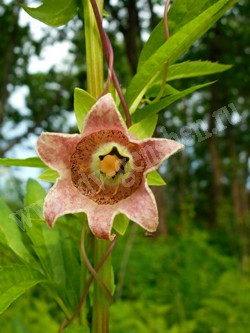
top-left (147, 171), bottom-right (166, 186)
top-left (129, 114), bottom-right (158, 139)
top-left (0, 265), bottom-right (45, 314)
top-left (138, 0), bottom-right (219, 69)
top-left (38, 169), bottom-right (59, 183)
top-left (24, 180), bottom-right (65, 283)
top-left (146, 84), bottom-right (180, 99)
top-left (125, 0), bottom-right (238, 114)
top-left (64, 323), bottom-right (90, 333)
top-left (0, 199), bottom-right (39, 267)
top-left (132, 82), bottom-right (214, 123)
top-left (167, 61), bottom-right (232, 81)
top-left (52, 216), bottom-right (82, 312)
top-left (21, 0), bottom-right (78, 27)
top-left (145, 61), bottom-right (230, 99)
top-left (24, 179), bottom-right (82, 312)
top-left (23, 180), bottom-right (54, 278)
top-left (113, 214), bottom-right (130, 236)
top-left (0, 157), bottom-right (46, 168)
top-left (74, 88), bottom-right (96, 132)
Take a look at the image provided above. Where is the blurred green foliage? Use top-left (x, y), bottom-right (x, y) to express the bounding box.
top-left (0, 224), bottom-right (249, 332)
top-left (0, 293), bottom-right (59, 333)
top-left (110, 227), bottom-right (250, 332)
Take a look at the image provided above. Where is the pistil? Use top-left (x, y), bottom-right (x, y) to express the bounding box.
top-left (99, 154), bottom-right (121, 178)
top-left (99, 146), bottom-right (129, 179)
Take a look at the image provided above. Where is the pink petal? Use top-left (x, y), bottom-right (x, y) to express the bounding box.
top-left (87, 205), bottom-right (116, 241)
top-left (44, 178), bottom-right (92, 227)
top-left (119, 181), bottom-right (158, 232)
top-left (137, 138), bottom-right (184, 172)
top-left (36, 132), bottom-right (81, 174)
top-left (44, 177), bottom-right (116, 240)
top-left (82, 94), bottom-right (127, 135)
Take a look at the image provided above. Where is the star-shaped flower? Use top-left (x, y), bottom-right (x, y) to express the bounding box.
top-left (36, 94), bottom-right (183, 240)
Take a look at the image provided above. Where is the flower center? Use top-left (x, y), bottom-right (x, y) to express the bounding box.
top-left (100, 155), bottom-right (121, 177)
top-left (99, 146), bottom-right (129, 178)
top-left (70, 129), bottom-right (146, 205)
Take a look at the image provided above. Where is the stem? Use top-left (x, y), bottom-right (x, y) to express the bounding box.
top-left (115, 224), bottom-right (137, 301)
top-left (83, 0), bottom-right (104, 98)
top-left (144, 0), bottom-right (171, 106)
top-left (164, 0), bottom-right (171, 40)
top-left (91, 239), bottom-right (113, 333)
top-left (154, 0), bottom-right (171, 102)
top-left (81, 228), bottom-right (113, 302)
top-left (58, 233), bottom-right (117, 332)
top-left (79, 226), bottom-right (89, 327)
top-left (89, 0), bottom-right (132, 128)
top-left (82, 1), bottom-right (113, 333)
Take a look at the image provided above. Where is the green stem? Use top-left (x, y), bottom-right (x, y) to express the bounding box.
top-left (82, 1), bottom-right (112, 332)
top-left (79, 226), bottom-right (89, 326)
top-left (92, 239), bottom-right (112, 333)
top-left (83, 0), bottom-right (104, 98)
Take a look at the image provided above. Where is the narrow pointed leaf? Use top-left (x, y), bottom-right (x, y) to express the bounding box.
top-left (125, 0), bottom-right (238, 114)
top-left (0, 199), bottom-right (39, 267)
top-left (138, 0), bottom-right (219, 69)
top-left (167, 61), bottom-right (232, 81)
top-left (132, 82), bottom-right (214, 123)
top-left (24, 180), bottom-right (65, 284)
top-left (146, 84), bottom-right (180, 99)
top-left (0, 265), bottom-right (45, 314)
top-left (24, 179), bottom-right (82, 312)
top-left (146, 61), bottom-right (231, 98)
top-left (0, 157), bottom-right (46, 168)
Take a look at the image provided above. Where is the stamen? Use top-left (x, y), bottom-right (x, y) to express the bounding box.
top-left (134, 166), bottom-right (144, 173)
top-left (96, 184), bottom-right (103, 194)
top-left (112, 183), bottom-right (119, 196)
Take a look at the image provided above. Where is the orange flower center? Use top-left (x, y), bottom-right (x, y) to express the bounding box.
top-left (99, 154), bottom-right (122, 177)
top-left (98, 146), bottom-right (130, 179)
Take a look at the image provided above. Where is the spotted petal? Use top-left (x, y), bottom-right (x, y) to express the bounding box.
top-left (87, 205), bottom-right (116, 241)
top-left (119, 181), bottom-right (158, 232)
top-left (44, 178), bottom-right (91, 227)
top-left (137, 138), bottom-right (184, 173)
top-left (82, 94), bottom-right (127, 135)
top-left (36, 132), bottom-right (81, 175)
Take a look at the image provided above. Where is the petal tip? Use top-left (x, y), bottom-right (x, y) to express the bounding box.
top-left (176, 142), bottom-right (185, 151)
top-left (44, 210), bottom-right (56, 228)
top-left (82, 93), bottom-right (127, 134)
top-left (94, 232), bottom-right (116, 242)
top-left (89, 223), bottom-right (114, 241)
top-left (47, 221), bottom-right (54, 228)
top-left (119, 183), bottom-right (159, 233)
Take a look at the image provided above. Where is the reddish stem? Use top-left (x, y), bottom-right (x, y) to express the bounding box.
top-left (89, 0), bottom-right (132, 127)
top-left (164, 0), bottom-right (171, 40)
top-left (58, 233), bottom-right (118, 332)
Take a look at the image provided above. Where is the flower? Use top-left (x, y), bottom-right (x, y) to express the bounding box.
top-left (36, 94), bottom-right (183, 240)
